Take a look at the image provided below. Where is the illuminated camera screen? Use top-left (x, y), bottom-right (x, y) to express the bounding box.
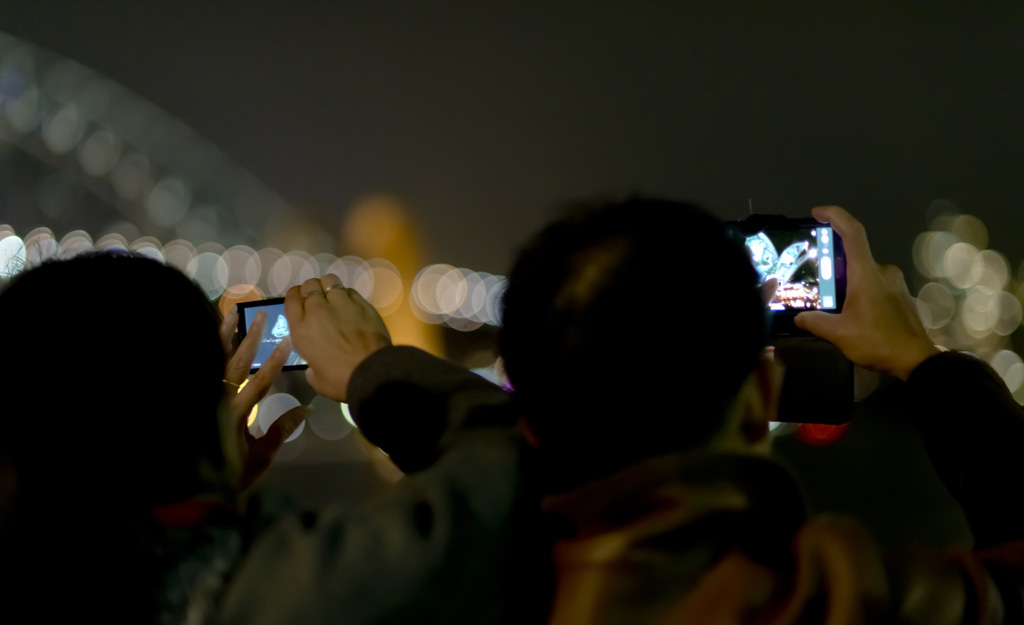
top-left (237, 298), bottom-right (308, 371)
top-left (743, 225), bottom-right (840, 312)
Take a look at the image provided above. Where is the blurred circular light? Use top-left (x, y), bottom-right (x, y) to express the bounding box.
top-left (24, 230), bottom-right (58, 268)
top-left (267, 252), bottom-right (318, 297)
top-left (363, 258), bottom-right (403, 316)
top-left (994, 292), bottom-right (1023, 336)
top-left (223, 245), bottom-right (262, 288)
top-left (436, 268), bottom-right (469, 315)
top-left (913, 231), bottom-right (958, 279)
top-left (307, 400), bottom-right (354, 441)
top-left (944, 242), bottom-right (983, 289)
top-left (134, 246), bottom-right (164, 262)
top-left (961, 287), bottom-right (999, 338)
top-left (916, 282), bottom-right (955, 329)
top-left (130, 236), bottom-right (164, 262)
top-left (42, 103), bottom-right (84, 155)
top-left (989, 350), bottom-right (1024, 393)
top-left (58, 230), bottom-right (93, 259)
top-left (77, 129), bottom-right (122, 177)
top-left (146, 177), bottom-right (191, 229)
top-left (93, 233), bottom-right (128, 251)
top-left (485, 275), bottom-right (507, 325)
top-left (457, 271), bottom-right (488, 320)
top-left (256, 248), bottom-right (284, 295)
top-left (186, 251), bottom-right (229, 300)
top-left (219, 284), bottom-right (265, 317)
top-left (6, 84), bottom-right (40, 133)
top-left (313, 253), bottom-right (337, 276)
top-left (162, 239), bottom-right (197, 273)
top-left (950, 214), bottom-right (988, 250)
top-left (196, 241), bottom-right (226, 256)
top-left (325, 255), bottom-right (370, 289)
top-left (0, 235), bottom-right (26, 278)
top-left (445, 315), bottom-right (484, 332)
top-left (257, 393), bottom-right (305, 443)
top-left (413, 264), bottom-right (456, 315)
top-left (976, 250), bottom-right (1010, 292)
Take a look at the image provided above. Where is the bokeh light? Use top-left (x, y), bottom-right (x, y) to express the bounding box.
top-left (307, 398), bottom-right (354, 441)
top-left (989, 350), bottom-right (1024, 394)
top-left (915, 282), bottom-right (955, 329)
top-left (949, 214), bottom-right (988, 250)
top-left (77, 128), bottom-right (121, 177)
top-left (326, 255), bottom-right (371, 289)
top-left (94, 232), bottom-right (128, 251)
top-left (913, 231), bottom-right (958, 279)
top-left (256, 393), bottom-right (305, 443)
top-left (268, 251), bottom-right (318, 296)
top-left (42, 103), bottom-right (84, 155)
top-left (411, 264), bottom-right (506, 328)
top-left (186, 251), bottom-right (229, 300)
top-left (162, 238), bottom-right (197, 273)
top-left (219, 284), bottom-right (265, 317)
top-left (0, 234), bottom-right (26, 278)
top-left (911, 205), bottom-right (1023, 376)
top-left (944, 242), bottom-right (982, 289)
top-left (58, 230), bottom-right (93, 259)
top-left (362, 258), bottom-right (403, 316)
top-left (23, 227), bottom-right (58, 268)
top-left (146, 177), bottom-right (191, 229)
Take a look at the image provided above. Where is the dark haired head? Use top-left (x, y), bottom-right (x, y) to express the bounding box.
top-left (500, 198), bottom-right (766, 489)
top-left (0, 252), bottom-right (229, 513)
top-left (0, 251), bottom-right (231, 625)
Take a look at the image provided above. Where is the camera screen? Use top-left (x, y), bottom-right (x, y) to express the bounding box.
top-left (743, 225), bottom-right (840, 311)
top-left (238, 299), bottom-right (308, 371)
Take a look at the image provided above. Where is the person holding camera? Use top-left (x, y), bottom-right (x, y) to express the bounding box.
top-left (277, 199), bottom-right (1024, 624)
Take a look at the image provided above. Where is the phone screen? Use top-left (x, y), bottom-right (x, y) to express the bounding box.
top-left (236, 298), bottom-right (308, 372)
top-left (742, 223), bottom-right (843, 312)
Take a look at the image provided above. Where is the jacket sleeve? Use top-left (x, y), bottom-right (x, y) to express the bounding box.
top-left (905, 351), bottom-right (1024, 549)
top-left (217, 346), bottom-right (528, 625)
top-left (894, 351), bottom-right (1024, 624)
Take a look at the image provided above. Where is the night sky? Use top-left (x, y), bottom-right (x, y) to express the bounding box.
top-left (1, 1), bottom-right (1021, 279)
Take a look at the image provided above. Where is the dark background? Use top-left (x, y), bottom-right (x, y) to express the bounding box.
top-left (1, 1), bottom-right (1022, 277)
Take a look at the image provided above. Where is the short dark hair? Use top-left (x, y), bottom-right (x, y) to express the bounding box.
top-left (0, 252), bottom-right (228, 512)
top-left (500, 198), bottom-right (766, 489)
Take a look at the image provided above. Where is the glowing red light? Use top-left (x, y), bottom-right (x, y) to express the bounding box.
top-left (796, 422), bottom-right (849, 445)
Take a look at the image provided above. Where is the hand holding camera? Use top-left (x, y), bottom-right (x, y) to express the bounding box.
top-left (221, 306), bottom-right (309, 491)
top-left (284, 274), bottom-right (393, 402)
top-left (794, 205), bottom-right (939, 381)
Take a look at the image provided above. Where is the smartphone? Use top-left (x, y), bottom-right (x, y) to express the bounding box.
top-left (236, 297), bottom-right (308, 373)
top-left (728, 215), bottom-right (852, 423)
top-left (728, 216), bottom-right (846, 336)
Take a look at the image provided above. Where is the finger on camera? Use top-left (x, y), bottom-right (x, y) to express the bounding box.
top-left (811, 205), bottom-right (874, 269)
top-left (220, 306), bottom-right (239, 354)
